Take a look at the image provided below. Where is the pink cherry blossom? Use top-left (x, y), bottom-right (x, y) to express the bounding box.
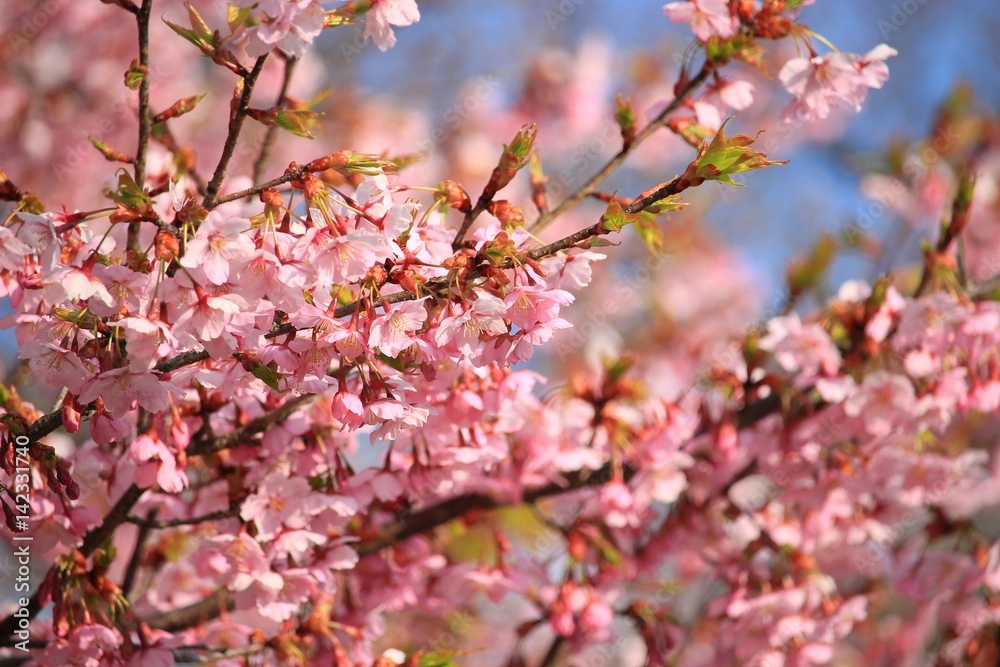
top-left (434, 295), bottom-right (508, 357)
top-left (779, 44), bottom-right (897, 122)
top-left (663, 0), bottom-right (738, 42)
top-left (368, 299), bottom-right (428, 357)
top-left (179, 212), bottom-right (255, 285)
top-left (365, 0), bottom-right (421, 52)
top-left (79, 366), bottom-right (181, 415)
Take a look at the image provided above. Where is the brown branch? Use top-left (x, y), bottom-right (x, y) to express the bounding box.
top-left (515, 176), bottom-right (685, 262)
top-left (528, 63), bottom-right (712, 236)
top-left (187, 393), bottom-right (316, 458)
top-left (125, 505), bottom-right (239, 529)
top-left (154, 349), bottom-right (210, 374)
top-left (123, 509), bottom-right (157, 597)
top-left (451, 198), bottom-right (489, 251)
top-left (209, 163), bottom-right (310, 208)
top-left (252, 56), bottom-right (298, 184)
top-left (202, 55), bottom-right (269, 209)
top-left (625, 175), bottom-right (684, 215)
top-left (101, 0), bottom-right (139, 14)
top-left (148, 591), bottom-right (234, 631)
top-left (127, 0), bottom-right (153, 253)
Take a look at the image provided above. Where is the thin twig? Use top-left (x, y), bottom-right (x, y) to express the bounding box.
top-left (153, 121), bottom-right (208, 198)
top-left (125, 506), bottom-right (239, 529)
top-left (529, 63), bottom-right (712, 236)
top-left (202, 55), bottom-right (269, 209)
top-left (127, 0), bottom-right (153, 252)
top-left (209, 163), bottom-right (310, 207)
top-left (101, 0), bottom-right (139, 14)
top-left (123, 508), bottom-right (157, 597)
top-left (171, 642), bottom-right (268, 663)
top-left (187, 393), bottom-right (316, 457)
top-left (956, 235), bottom-right (969, 289)
top-left (253, 56), bottom-right (298, 184)
top-left (452, 198), bottom-right (489, 251)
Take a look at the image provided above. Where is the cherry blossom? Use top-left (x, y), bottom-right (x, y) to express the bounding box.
top-left (779, 44), bottom-right (898, 122)
top-left (365, 0), bottom-right (421, 52)
top-left (8, 2), bottom-right (999, 666)
top-left (663, 0), bottom-right (738, 42)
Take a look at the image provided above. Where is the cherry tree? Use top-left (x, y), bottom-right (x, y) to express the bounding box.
top-left (1, 1), bottom-right (999, 666)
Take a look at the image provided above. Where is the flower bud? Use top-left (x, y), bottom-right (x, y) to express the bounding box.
top-left (437, 180), bottom-right (472, 212)
top-left (487, 200), bottom-right (526, 226)
top-left (155, 228), bottom-right (180, 263)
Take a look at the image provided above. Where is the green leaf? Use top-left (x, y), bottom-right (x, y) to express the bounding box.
top-left (642, 194), bottom-right (685, 215)
top-left (163, 2), bottom-right (213, 50)
top-left (599, 199), bottom-right (640, 233)
top-left (584, 237), bottom-right (621, 248)
top-left (164, 19), bottom-right (209, 48)
top-left (615, 94), bottom-right (636, 147)
top-left (419, 657), bottom-right (457, 667)
top-left (124, 60), bottom-right (146, 90)
top-left (787, 233), bottom-right (837, 296)
top-left (274, 109), bottom-right (321, 139)
top-left (251, 362), bottom-right (284, 391)
top-left (692, 118), bottom-right (787, 186)
top-left (227, 3), bottom-right (253, 31)
top-left (634, 216), bottom-right (664, 255)
top-left (505, 124), bottom-right (537, 161)
top-left (185, 1), bottom-right (213, 42)
top-left (417, 649), bottom-right (481, 667)
top-left (109, 170), bottom-right (150, 209)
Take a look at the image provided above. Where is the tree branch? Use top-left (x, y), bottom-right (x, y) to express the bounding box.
top-left (202, 55), bottom-right (269, 209)
top-left (187, 393), bottom-right (317, 458)
top-left (252, 56), bottom-right (297, 184)
top-left (208, 163), bottom-right (310, 208)
top-left (125, 506), bottom-right (239, 529)
top-left (528, 63), bottom-right (712, 236)
top-left (127, 0), bottom-right (153, 252)
top-left (123, 509), bottom-right (157, 597)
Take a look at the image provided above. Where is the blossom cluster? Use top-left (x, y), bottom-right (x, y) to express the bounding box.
top-left (3, 1), bottom-right (1000, 667)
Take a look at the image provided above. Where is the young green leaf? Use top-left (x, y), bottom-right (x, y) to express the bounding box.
top-left (689, 119), bottom-right (787, 186)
